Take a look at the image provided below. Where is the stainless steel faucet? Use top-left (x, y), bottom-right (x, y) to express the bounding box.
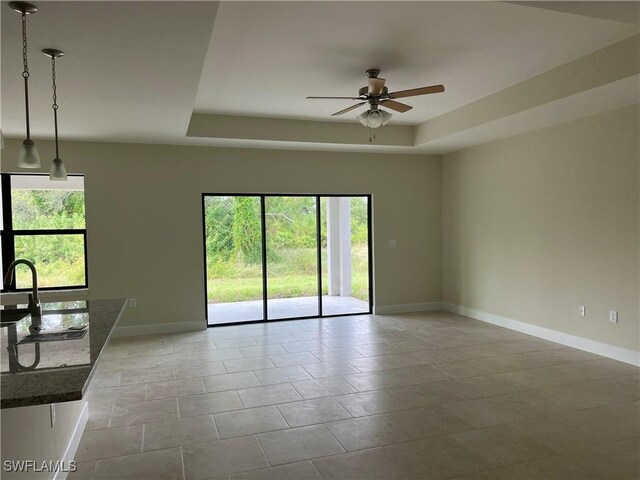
top-left (3, 259), bottom-right (42, 317)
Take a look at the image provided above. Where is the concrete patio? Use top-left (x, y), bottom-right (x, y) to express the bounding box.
top-left (207, 296), bottom-right (369, 325)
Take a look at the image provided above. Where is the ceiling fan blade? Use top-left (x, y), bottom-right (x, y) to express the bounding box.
top-left (331, 102), bottom-right (367, 116)
top-left (388, 84), bottom-right (445, 99)
top-left (306, 96), bottom-right (363, 100)
top-left (380, 99), bottom-right (413, 113)
top-left (368, 77), bottom-right (386, 95)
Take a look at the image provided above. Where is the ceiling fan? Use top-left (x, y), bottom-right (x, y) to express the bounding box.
top-left (307, 69), bottom-right (445, 128)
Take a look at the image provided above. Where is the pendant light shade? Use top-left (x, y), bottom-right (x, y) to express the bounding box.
top-left (10, 2), bottom-right (41, 168)
top-left (18, 139), bottom-right (41, 168)
top-left (50, 157), bottom-right (67, 181)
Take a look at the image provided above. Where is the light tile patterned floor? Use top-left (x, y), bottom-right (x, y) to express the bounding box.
top-left (71, 311), bottom-right (639, 480)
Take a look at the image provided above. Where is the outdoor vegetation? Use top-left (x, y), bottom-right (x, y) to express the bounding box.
top-left (204, 196), bottom-right (369, 303)
top-left (8, 189), bottom-right (86, 288)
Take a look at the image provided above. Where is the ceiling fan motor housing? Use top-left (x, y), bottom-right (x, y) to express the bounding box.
top-left (366, 68), bottom-right (381, 78)
top-left (359, 86), bottom-right (388, 97)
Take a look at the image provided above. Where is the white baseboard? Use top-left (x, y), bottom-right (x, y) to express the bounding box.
top-left (374, 302), bottom-right (443, 315)
top-left (112, 320), bottom-right (205, 338)
top-left (442, 302), bottom-right (640, 367)
top-left (51, 401), bottom-right (88, 480)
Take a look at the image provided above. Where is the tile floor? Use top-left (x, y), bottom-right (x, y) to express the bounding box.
top-left (72, 311), bottom-right (639, 480)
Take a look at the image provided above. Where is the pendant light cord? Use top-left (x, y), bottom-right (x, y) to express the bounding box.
top-left (50, 55), bottom-right (60, 159)
top-left (21, 11), bottom-right (31, 140)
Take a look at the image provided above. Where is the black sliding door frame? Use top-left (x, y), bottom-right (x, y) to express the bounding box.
top-left (202, 193), bottom-right (373, 327)
top-left (260, 196), bottom-right (269, 322)
top-left (316, 197), bottom-right (323, 318)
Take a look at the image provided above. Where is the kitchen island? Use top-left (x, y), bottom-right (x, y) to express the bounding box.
top-left (1, 299), bottom-right (126, 479)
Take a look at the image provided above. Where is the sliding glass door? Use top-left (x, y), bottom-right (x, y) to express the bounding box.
top-left (203, 196), bottom-right (265, 324)
top-left (265, 196), bottom-right (319, 320)
top-left (203, 194), bottom-right (372, 326)
top-left (321, 196), bottom-right (370, 316)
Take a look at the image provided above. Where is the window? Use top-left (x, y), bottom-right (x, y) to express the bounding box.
top-left (1, 174), bottom-right (87, 291)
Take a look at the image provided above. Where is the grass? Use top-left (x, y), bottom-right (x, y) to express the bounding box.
top-left (15, 260), bottom-right (85, 289)
top-left (207, 272), bottom-right (369, 303)
top-left (207, 245), bottom-right (369, 303)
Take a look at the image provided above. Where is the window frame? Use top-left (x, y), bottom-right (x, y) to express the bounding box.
top-left (0, 173), bottom-right (89, 293)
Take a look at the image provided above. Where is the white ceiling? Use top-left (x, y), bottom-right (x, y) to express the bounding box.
top-left (1, 1), bottom-right (638, 154)
top-left (195, 1), bottom-right (636, 124)
top-left (1, 1), bottom-right (218, 143)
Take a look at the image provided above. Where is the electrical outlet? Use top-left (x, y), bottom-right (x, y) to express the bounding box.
top-left (609, 310), bottom-right (618, 324)
top-left (579, 305), bottom-right (585, 317)
top-left (129, 298), bottom-right (137, 309)
top-left (388, 239), bottom-right (397, 249)
top-left (455, 282), bottom-right (461, 291)
top-left (50, 404), bottom-right (56, 428)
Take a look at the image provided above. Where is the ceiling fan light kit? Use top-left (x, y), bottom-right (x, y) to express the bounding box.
top-left (9, 2), bottom-right (69, 180)
top-left (357, 108), bottom-right (392, 129)
top-left (306, 68), bottom-right (445, 130)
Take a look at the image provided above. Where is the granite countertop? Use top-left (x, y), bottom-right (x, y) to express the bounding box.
top-left (0, 298), bottom-right (126, 408)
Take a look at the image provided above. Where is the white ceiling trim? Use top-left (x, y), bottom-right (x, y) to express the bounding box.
top-left (505, 1), bottom-right (640, 26)
top-left (414, 34), bottom-right (640, 146)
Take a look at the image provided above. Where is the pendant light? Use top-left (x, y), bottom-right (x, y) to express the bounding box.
top-left (10, 2), bottom-right (40, 168)
top-left (42, 48), bottom-right (67, 181)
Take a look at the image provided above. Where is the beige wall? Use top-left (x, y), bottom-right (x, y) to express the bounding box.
top-left (2, 106), bottom-right (636, 353)
top-left (1, 143), bottom-right (442, 327)
top-left (1, 400), bottom-right (84, 479)
top-left (442, 105), bottom-right (640, 351)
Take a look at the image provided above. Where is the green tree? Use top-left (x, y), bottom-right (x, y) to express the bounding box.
top-left (232, 196), bottom-right (262, 263)
top-left (10, 189), bottom-right (86, 287)
top-left (351, 197), bottom-right (369, 244)
top-left (204, 196), bottom-right (234, 263)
